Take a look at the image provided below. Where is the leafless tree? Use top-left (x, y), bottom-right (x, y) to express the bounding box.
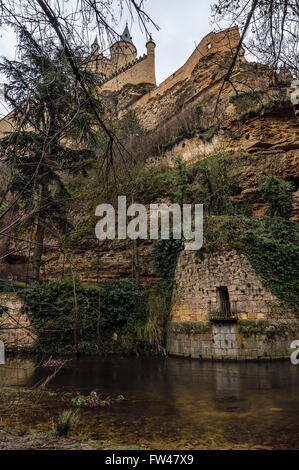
top-left (212, 0), bottom-right (298, 78)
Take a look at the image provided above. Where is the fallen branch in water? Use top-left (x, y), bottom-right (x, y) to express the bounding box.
top-left (33, 357), bottom-right (72, 390)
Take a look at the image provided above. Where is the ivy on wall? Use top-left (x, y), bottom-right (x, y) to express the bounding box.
top-left (18, 279), bottom-right (162, 355)
top-left (242, 218), bottom-right (299, 315)
top-left (197, 216), bottom-right (299, 316)
top-left (152, 237), bottom-right (182, 308)
top-left (237, 320), bottom-right (297, 339)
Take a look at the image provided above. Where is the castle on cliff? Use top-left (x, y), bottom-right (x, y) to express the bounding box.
top-left (0, 25), bottom-right (242, 134)
top-left (87, 24), bottom-right (242, 98)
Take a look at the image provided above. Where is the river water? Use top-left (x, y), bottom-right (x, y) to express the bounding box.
top-left (1, 356), bottom-right (299, 449)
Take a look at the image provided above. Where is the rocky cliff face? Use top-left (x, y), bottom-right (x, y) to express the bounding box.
top-left (0, 44), bottom-right (298, 286)
top-left (127, 49), bottom-right (298, 221)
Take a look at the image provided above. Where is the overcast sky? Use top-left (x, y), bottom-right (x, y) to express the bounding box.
top-left (0, 0), bottom-right (217, 117)
top-left (121, 0), bottom-right (216, 84)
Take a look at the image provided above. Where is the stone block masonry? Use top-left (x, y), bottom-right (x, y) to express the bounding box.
top-left (167, 320), bottom-right (299, 361)
top-left (88, 38), bottom-right (156, 93)
top-left (0, 293), bottom-right (36, 351)
top-left (170, 250), bottom-right (290, 322)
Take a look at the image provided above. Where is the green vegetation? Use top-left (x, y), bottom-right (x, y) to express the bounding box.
top-left (228, 87), bottom-right (292, 123)
top-left (171, 156), bottom-right (194, 206)
top-left (259, 175), bottom-right (295, 219)
top-left (139, 103), bottom-right (219, 159)
top-left (168, 322), bottom-right (211, 335)
top-left (120, 152), bottom-right (250, 210)
top-left (121, 151), bottom-right (298, 320)
top-left (18, 279), bottom-right (167, 355)
top-left (157, 123), bottom-right (218, 154)
top-left (196, 155), bottom-right (234, 216)
top-left (118, 110), bottom-right (145, 137)
top-left (229, 90), bottom-right (264, 114)
top-left (0, 33), bottom-right (100, 282)
top-left (68, 216), bottom-right (98, 244)
top-left (239, 94), bottom-right (291, 123)
top-left (153, 238), bottom-right (182, 285)
top-left (242, 218), bottom-right (298, 315)
top-left (237, 320), bottom-right (294, 339)
top-left (52, 410), bottom-right (78, 437)
top-left (120, 165), bottom-right (173, 204)
top-left (153, 238), bottom-right (182, 309)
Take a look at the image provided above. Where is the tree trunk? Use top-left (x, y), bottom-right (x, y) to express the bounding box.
top-left (131, 239), bottom-right (140, 286)
top-left (32, 181), bottom-right (49, 282)
top-left (0, 191), bottom-right (17, 263)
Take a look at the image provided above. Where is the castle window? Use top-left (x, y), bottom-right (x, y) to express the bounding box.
top-left (216, 286), bottom-right (231, 317)
top-left (207, 43), bottom-right (212, 50)
top-left (99, 73), bottom-right (107, 81)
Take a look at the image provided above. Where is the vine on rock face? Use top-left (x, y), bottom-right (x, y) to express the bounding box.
top-left (153, 237), bottom-right (183, 310)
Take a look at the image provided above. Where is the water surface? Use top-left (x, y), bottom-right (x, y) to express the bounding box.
top-left (1, 357), bottom-right (299, 449)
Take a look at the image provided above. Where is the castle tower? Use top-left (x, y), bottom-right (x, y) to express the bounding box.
top-left (91, 35), bottom-right (99, 55)
top-left (87, 25), bottom-right (156, 91)
top-left (145, 35), bottom-right (156, 86)
top-left (110, 24), bottom-right (137, 69)
top-left (121, 24), bottom-right (133, 43)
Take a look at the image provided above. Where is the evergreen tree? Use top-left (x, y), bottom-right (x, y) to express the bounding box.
top-left (0, 30), bottom-right (102, 281)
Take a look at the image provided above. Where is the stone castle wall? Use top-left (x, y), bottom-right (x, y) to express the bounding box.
top-left (130, 27), bottom-right (241, 120)
top-left (0, 27), bottom-right (240, 135)
top-left (171, 250), bottom-right (288, 323)
top-left (99, 51), bottom-right (156, 92)
top-left (0, 112), bottom-right (14, 137)
top-left (87, 26), bottom-right (241, 120)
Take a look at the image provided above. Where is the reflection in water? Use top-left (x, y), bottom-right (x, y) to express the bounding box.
top-left (1, 356), bottom-right (299, 449)
top-left (215, 365), bottom-right (241, 406)
top-left (0, 358), bottom-right (36, 386)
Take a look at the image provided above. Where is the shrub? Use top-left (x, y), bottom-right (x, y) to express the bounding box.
top-left (52, 410), bottom-right (78, 437)
top-left (259, 175), bottom-right (295, 219)
top-left (153, 237), bottom-right (182, 310)
top-left (196, 155), bottom-right (234, 216)
top-left (19, 278), bottom-right (169, 356)
top-left (229, 90), bottom-right (264, 114)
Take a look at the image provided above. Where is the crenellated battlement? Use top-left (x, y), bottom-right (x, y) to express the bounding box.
top-left (87, 27), bottom-right (156, 92)
top-left (99, 53), bottom-right (148, 85)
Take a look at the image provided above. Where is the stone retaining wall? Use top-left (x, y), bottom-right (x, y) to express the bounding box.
top-left (167, 320), bottom-right (299, 360)
top-left (0, 293), bottom-right (35, 351)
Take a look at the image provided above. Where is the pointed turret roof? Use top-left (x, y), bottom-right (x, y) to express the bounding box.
top-left (91, 35), bottom-right (99, 54)
top-left (121, 23), bottom-right (133, 43)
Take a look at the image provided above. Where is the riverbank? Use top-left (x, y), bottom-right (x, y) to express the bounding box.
top-left (0, 387), bottom-right (146, 450)
top-left (0, 429), bottom-right (146, 450)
